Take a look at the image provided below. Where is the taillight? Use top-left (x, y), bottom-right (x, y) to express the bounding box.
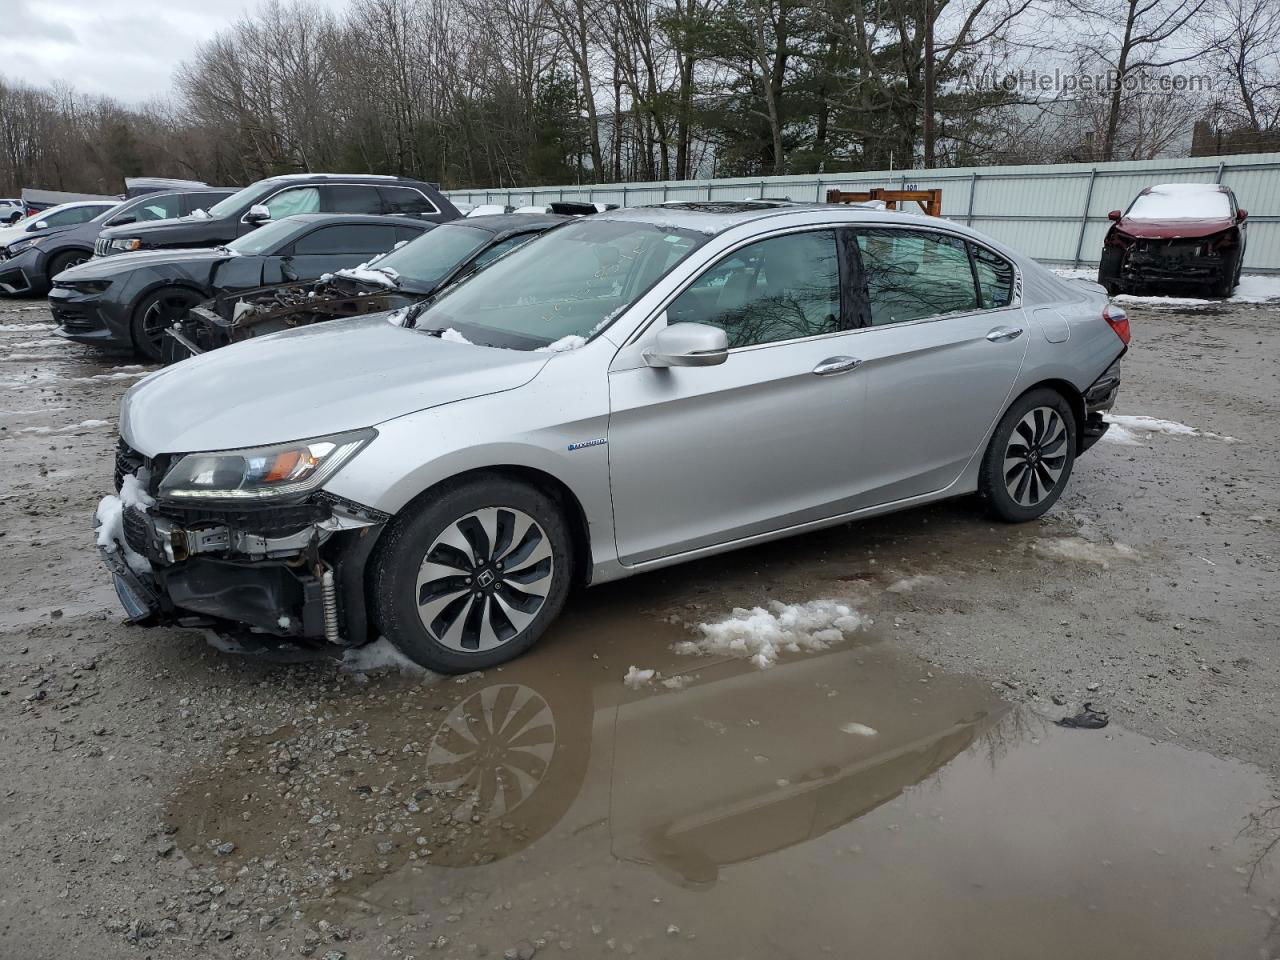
top-left (1103, 305), bottom-right (1130, 345)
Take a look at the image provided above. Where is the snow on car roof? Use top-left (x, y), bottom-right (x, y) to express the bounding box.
top-left (1127, 183), bottom-right (1232, 221)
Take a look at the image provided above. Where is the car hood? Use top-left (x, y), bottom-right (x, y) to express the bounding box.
top-left (98, 214), bottom-right (211, 240)
top-left (121, 315), bottom-right (549, 454)
top-left (60, 247), bottom-right (230, 280)
top-left (1113, 216), bottom-right (1237, 239)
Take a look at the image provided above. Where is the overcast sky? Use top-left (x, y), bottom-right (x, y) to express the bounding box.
top-left (5, 0), bottom-right (347, 105)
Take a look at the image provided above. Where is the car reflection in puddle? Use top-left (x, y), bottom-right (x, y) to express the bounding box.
top-left (168, 606), bottom-right (1280, 959)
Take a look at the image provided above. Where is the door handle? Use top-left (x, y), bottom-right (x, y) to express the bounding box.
top-left (985, 326), bottom-right (1024, 342)
top-left (813, 355), bottom-right (863, 376)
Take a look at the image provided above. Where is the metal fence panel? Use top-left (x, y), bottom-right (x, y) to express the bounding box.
top-left (447, 152), bottom-right (1280, 273)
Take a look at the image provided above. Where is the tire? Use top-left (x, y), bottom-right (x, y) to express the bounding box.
top-left (979, 388), bottom-right (1077, 523)
top-left (1210, 252), bottom-right (1238, 298)
top-left (46, 248), bottom-right (92, 282)
top-left (1097, 249), bottom-right (1124, 296)
top-left (373, 477), bottom-right (573, 673)
top-left (131, 287), bottom-right (204, 361)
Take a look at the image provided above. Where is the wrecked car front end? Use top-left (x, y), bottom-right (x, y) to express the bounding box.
top-left (97, 434), bottom-right (386, 651)
top-left (166, 277), bottom-right (416, 361)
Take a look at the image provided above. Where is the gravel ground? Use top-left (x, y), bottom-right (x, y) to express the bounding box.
top-left (1, 294), bottom-right (1278, 959)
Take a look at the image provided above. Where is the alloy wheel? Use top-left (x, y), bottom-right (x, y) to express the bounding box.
top-left (140, 292), bottom-right (199, 351)
top-left (1003, 406), bottom-right (1069, 507)
top-left (415, 506), bottom-right (554, 652)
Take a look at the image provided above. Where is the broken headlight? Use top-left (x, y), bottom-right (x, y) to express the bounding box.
top-left (158, 429), bottom-right (375, 501)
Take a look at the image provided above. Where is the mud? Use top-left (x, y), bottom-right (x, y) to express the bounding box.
top-left (2, 294), bottom-right (1279, 958)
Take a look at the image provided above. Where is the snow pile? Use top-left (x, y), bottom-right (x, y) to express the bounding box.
top-left (340, 636), bottom-right (438, 678)
top-left (1127, 183), bottom-right (1231, 221)
top-left (94, 472), bottom-right (155, 576)
top-left (1102, 413), bottom-right (1237, 445)
top-left (20, 418), bottom-right (111, 435)
top-left (536, 334), bottom-right (587, 353)
top-left (336, 262), bottom-right (398, 288)
top-left (677, 600), bottom-right (869, 669)
top-left (623, 666), bottom-right (656, 689)
top-left (189, 207), bottom-right (211, 219)
top-left (440, 327), bottom-right (471, 344)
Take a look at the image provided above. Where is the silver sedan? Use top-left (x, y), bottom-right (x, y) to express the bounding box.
top-left (102, 201), bottom-right (1128, 671)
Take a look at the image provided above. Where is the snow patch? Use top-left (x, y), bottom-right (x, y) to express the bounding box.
top-left (440, 327), bottom-right (471, 344)
top-left (841, 722), bottom-right (879, 737)
top-left (0, 323), bottom-right (57, 332)
top-left (340, 637), bottom-right (437, 678)
top-left (20, 418), bottom-right (111, 435)
top-left (1102, 413), bottom-right (1236, 444)
top-left (1126, 183), bottom-right (1231, 221)
top-left (336, 262), bottom-right (398, 288)
top-left (623, 666), bottom-right (656, 689)
top-left (677, 600), bottom-right (869, 669)
top-left (1049, 270), bottom-right (1280, 305)
top-left (1033, 537), bottom-right (1136, 568)
top-left (95, 472), bottom-right (155, 576)
top-left (885, 574), bottom-right (939, 594)
top-left (536, 334), bottom-right (587, 353)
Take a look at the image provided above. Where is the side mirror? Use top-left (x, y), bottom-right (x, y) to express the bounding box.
top-left (1236, 208), bottom-right (1248, 222)
top-left (244, 204), bottom-right (271, 225)
top-left (1107, 210), bottom-right (1122, 222)
top-left (644, 321), bottom-right (729, 368)
top-left (110, 215), bottom-right (136, 226)
top-left (33, 220), bottom-right (49, 231)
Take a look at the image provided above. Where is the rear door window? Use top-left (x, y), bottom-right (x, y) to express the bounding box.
top-left (668, 229), bottom-right (842, 348)
top-left (293, 224), bottom-right (399, 255)
top-left (854, 229), bottom-right (979, 325)
top-left (322, 184), bottom-right (384, 215)
top-left (380, 186), bottom-right (438, 215)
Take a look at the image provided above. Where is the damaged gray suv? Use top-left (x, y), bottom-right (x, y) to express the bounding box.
top-left (97, 202), bottom-right (1128, 672)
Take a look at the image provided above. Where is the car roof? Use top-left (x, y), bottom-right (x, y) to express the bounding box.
top-left (261, 173), bottom-right (431, 186)
top-left (597, 200), bottom-right (959, 235)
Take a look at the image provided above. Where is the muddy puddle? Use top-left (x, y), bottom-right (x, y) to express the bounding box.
top-left (168, 601), bottom-right (1280, 959)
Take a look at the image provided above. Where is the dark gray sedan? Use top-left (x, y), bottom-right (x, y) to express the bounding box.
top-left (49, 214), bottom-right (431, 359)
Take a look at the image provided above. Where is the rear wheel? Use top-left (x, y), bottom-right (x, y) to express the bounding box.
top-left (373, 477), bottom-right (573, 673)
top-left (131, 287), bottom-right (203, 361)
top-left (979, 388), bottom-right (1077, 522)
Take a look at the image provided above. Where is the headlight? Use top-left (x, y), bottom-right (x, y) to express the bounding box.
top-left (108, 238), bottom-right (144, 253)
top-left (7, 236), bottom-right (43, 255)
top-left (60, 279), bottom-right (112, 294)
top-left (158, 429), bottom-right (375, 501)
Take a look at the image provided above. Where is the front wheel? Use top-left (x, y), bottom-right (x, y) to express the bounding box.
top-left (979, 388), bottom-right (1077, 522)
top-left (131, 287), bottom-right (204, 361)
top-left (372, 477), bottom-right (573, 673)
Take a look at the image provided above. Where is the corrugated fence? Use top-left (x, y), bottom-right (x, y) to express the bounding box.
top-left (446, 152), bottom-right (1280, 274)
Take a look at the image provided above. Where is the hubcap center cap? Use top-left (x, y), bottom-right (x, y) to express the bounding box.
top-left (476, 569), bottom-right (496, 589)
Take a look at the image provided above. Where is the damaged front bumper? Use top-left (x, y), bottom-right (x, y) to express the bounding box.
top-left (96, 477), bottom-right (388, 649)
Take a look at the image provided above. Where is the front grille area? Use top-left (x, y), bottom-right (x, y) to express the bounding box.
top-left (114, 438), bottom-right (147, 491)
top-left (93, 238), bottom-right (111, 258)
top-left (122, 505), bottom-right (152, 556)
top-left (50, 300), bottom-right (99, 332)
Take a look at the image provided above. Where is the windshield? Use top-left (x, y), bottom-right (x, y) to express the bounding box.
top-left (367, 224), bottom-right (493, 289)
top-left (225, 217), bottom-right (303, 255)
top-left (206, 183), bottom-right (264, 219)
top-left (1127, 185), bottom-right (1232, 221)
top-left (414, 218), bottom-right (707, 348)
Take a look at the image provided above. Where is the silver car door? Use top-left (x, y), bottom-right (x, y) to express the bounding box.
top-left (608, 228), bottom-right (870, 566)
top-left (845, 228), bottom-right (1028, 506)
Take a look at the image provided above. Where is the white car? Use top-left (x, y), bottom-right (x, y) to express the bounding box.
top-left (0, 198), bottom-right (25, 225)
